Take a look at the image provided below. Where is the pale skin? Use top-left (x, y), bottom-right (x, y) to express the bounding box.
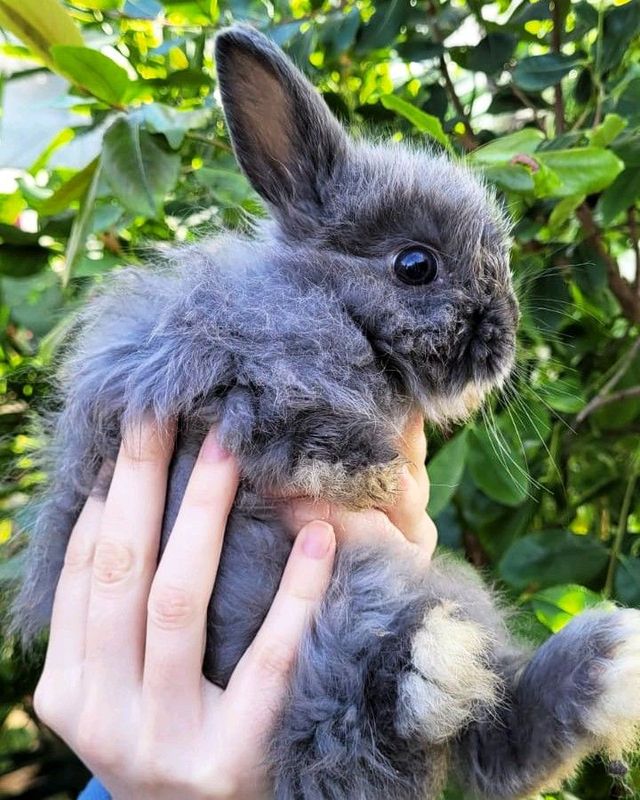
top-left (34, 415), bottom-right (436, 800)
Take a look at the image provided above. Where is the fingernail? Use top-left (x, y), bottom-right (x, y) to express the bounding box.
top-left (200, 428), bottom-right (230, 462)
top-left (300, 521), bottom-right (334, 559)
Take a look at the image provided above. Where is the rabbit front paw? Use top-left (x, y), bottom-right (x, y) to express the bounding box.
top-left (582, 608), bottom-right (640, 755)
top-left (396, 602), bottom-right (500, 743)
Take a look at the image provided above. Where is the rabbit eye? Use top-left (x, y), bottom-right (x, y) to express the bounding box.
top-left (393, 247), bottom-right (439, 286)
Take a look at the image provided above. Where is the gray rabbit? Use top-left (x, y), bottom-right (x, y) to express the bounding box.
top-left (13, 25), bottom-right (640, 800)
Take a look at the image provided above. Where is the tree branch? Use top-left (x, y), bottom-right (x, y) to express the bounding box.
top-left (576, 204), bottom-right (640, 323)
top-left (427, 0), bottom-right (479, 150)
top-left (577, 385), bottom-right (640, 425)
top-left (629, 206), bottom-right (640, 294)
top-left (550, 0), bottom-right (566, 134)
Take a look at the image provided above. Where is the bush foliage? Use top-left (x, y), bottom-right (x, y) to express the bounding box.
top-left (0, 0), bottom-right (639, 797)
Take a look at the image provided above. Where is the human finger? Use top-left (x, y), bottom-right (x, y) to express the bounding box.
top-left (84, 418), bottom-right (174, 688)
top-left (223, 521), bottom-right (335, 736)
top-left (142, 428), bottom-right (239, 722)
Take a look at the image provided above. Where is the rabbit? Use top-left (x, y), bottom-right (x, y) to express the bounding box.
top-left (12, 23), bottom-right (640, 800)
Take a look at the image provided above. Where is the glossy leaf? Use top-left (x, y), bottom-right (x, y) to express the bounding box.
top-left (512, 54), bottom-right (582, 92)
top-left (500, 531), bottom-right (609, 591)
top-left (0, 0), bottom-right (83, 67)
top-left (51, 45), bottom-right (132, 106)
top-left (102, 117), bottom-right (181, 218)
top-left (535, 148), bottom-right (624, 197)
top-left (427, 429), bottom-right (469, 517)
top-left (467, 424), bottom-right (530, 507)
top-left (468, 128), bottom-right (545, 165)
top-left (63, 158), bottom-right (103, 285)
top-left (588, 113), bottom-right (627, 149)
top-left (133, 103), bottom-right (211, 149)
top-left (380, 95), bottom-right (450, 147)
top-left (37, 158), bottom-right (99, 216)
top-left (530, 584), bottom-right (606, 633)
top-left (614, 555), bottom-right (640, 607)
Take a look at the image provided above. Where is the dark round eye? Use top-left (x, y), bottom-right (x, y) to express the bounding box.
top-left (393, 247), bottom-right (439, 286)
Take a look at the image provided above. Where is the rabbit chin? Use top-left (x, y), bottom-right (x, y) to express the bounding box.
top-left (422, 372), bottom-right (510, 428)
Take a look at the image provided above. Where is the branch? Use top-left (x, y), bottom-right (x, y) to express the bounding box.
top-left (629, 206), bottom-right (640, 294)
top-left (550, 0), bottom-right (566, 134)
top-left (577, 385), bottom-right (640, 425)
top-left (184, 132), bottom-right (233, 152)
top-left (510, 85), bottom-right (547, 132)
top-left (426, 0), bottom-right (479, 150)
top-left (604, 465), bottom-right (639, 598)
top-left (576, 204), bottom-right (640, 324)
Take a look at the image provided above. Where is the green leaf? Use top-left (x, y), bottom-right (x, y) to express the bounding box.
top-left (0, 0), bottom-right (83, 68)
top-left (468, 128), bottom-right (545, 165)
top-left (499, 530), bottom-right (609, 591)
top-left (530, 584), bottom-right (606, 633)
top-left (598, 0), bottom-right (640, 74)
top-left (357, 0), bottom-right (406, 50)
top-left (3, 271), bottom-right (65, 336)
top-left (614, 554), bottom-right (640, 607)
top-left (37, 158), bottom-right (99, 216)
top-left (539, 374), bottom-right (585, 413)
top-left (588, 113), bottom-right (627, 149)
top-left (380, 95), bottom-right (450, 148)
top-left (322, 8), bottom-right (361, 53)
top-left (102, 117), bottom-right (181, 218)
top-left (466, 33), bottom-right (517, 75)
top-left (63, 158), bottom-right (103, 286)
top-left (597, 167), bottom-right (640, 225)
top-left (467, 423), bottom-right (530, 507)
top-left (530, 160), bottom-right (562, 198)
top-left (51, 45), bottom-right (132, 106)
top-left (427, 429), bottom-right (469, 517)
top-left (395, 37), bottom-right (444, 62)
top-left (548, 194), bottom-right (585, 231)
top-left (512, 54), bottom-right (582, 92)
top-left (530, 583), bottom-right (613, 633)
top-left (29, 128), bottom-right (75, 173)
top-left (535, 148), bottom-right (624, 198)
top-left (481, 163), bottom-right (535, 194)
top-left (195, 167), bottom-right (253, 206)
top-left (133, 103), bottom-right (211, 149)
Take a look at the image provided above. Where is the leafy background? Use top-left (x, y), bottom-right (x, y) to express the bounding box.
top-left (0, 0), bottom-right (639, 797)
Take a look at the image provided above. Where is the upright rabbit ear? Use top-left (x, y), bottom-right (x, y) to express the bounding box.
top-left (214, 25), bottom-right (347, 220)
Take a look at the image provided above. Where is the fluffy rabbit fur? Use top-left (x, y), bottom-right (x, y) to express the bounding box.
top-left (13, 25), bottom-right (640, 799)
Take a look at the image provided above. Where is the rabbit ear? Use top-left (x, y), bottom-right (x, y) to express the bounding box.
top-left (215, 25), bottom-right (347, 219)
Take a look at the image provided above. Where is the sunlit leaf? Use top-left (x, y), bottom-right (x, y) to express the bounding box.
top-left (535, 148), bottom-right (624, 197)
top-left (380, 95), bottom-right (450, 147)
top-left (468, 129), bottom-right (545, 165)
top-left (0, 0), bottom-right (83, 67)
top-left (51, 45), bottom-right (133, 106)
top-left (530, 584), bottom-right (606, 633)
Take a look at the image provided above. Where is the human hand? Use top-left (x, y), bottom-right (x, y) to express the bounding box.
top-left (282, 412), bottom-right (437, 559)
top-left (34, 421), bottom-right (336, 800)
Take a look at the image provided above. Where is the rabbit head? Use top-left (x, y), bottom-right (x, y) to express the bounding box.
top-left (215, 26), bottom-right (518, 424)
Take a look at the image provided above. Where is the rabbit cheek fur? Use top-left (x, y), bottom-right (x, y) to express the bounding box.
top-left (12, 23), bottom-right (640, 800)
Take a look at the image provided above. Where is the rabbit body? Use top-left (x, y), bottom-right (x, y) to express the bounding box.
top-left (14, 24), bottom-right (640, 800)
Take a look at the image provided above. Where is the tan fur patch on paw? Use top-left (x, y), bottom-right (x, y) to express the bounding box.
top-left (397, 602), bottom-right (501, 743)
top-left (585, 609), bottom-right (640, 756)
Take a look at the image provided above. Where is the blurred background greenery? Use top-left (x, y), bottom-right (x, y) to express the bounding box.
top-left (0, 0), bottom-right (638, 797)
